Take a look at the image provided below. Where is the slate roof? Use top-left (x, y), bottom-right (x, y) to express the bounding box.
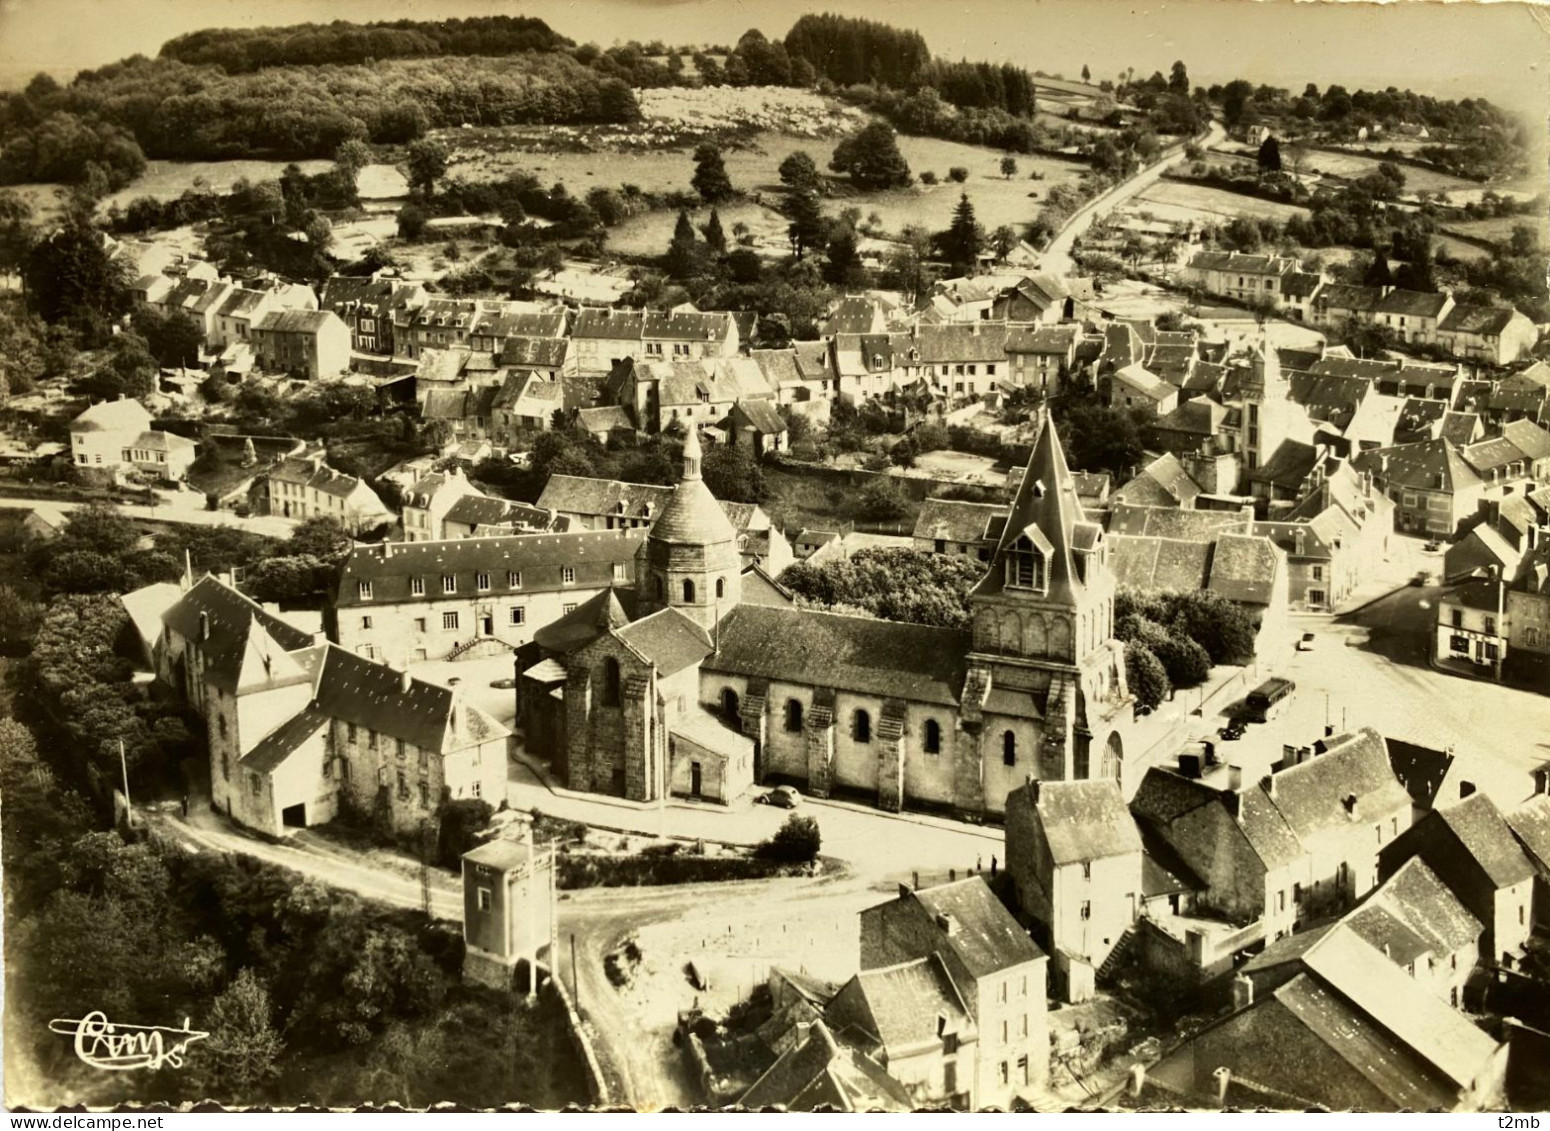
top-left (1289, 373), bottom-right (1370, 428)
top-left (267, 457), bottom-right (374, 500)
top-left (126, 430), bottom-right (196, 453)
top-left (704, 605), bottom-right (969, 706)
top-left (1101, 322), bottom-right (1143, 371)
top-left (532, 589), bottom-right (634, 655)
top-left (499, 336), bottom-right (569, 369)
top-left (1436, 411), bottom-right (1481, 446)
top-left (728, 398), bottom-right (787, 435)
top-left (575, 405), bottom-right (634, 434)
top-left (162, 575), bottom-right (316, 691)
top-left (1374, 289), bottom-right (1452, 319)
top-left (1108, 503), bottom-right (1248, 541)
top-left (1262, 728), bottom-right (1410, 843)
top-left (1281, 272), bottom-right (1324, 299)
top-left (254, 309), bottom-right (337, 335)
top-left (1355, 438), bottom-right (1482, 494)
top-left (1207, 533), bottom-right (1281, 605)
top-left (1430, 793), bottom-right (1536, 888)
top-left (740, 1021), bottom-right (911, 1112)
top-left (1108, 534), bottom-right (1212, 593)
top-left (822, 296), bottom-right (887, 336)
top-left (241, 705), bottom-right (328, 774)
top-left (1110, 453), bottom-right (1203, 508)
top-left (441, 494), bottom-right (532, 530)
top-left (827, 955), bottom-right (971, 1054)
top-left (1025, 779), bottom-right (1141, 865)
top-left (1005, 325), bottom-right (1081, 354)
top-left (1351, 856), bottom-right (1483, 960)
top-left (1112, 362), bottom-right (1175, 402)
top-left (571, 307), bottom-right (645, 340)
top-left (909, 877), bottom-right (1046, 978)
top-left (470, 308), bottom-right (567, 340)
top-left (643, 310), bottom-right (735, 343)
top-left (1506, 795), bottom-right (1550, 871)
top-left (216, 287), bottom-right (270, 318)
top-left (912, 498), bottom-right (1008, 545)
top-left (1461, 435), bottom-right (1527, 475)
top-left (1138, 821), bottom-right (1205, 896)
top-left (1248, 439), bottom-right (1320, 491)
top-left (1187, 250), bottom-right (1298, 275)
top-left (614, 608), bottom-right (713, 676)
top-left (72, 398), bottom-right (153, 433)
top-left (1130, 767), bottom-right (1218, 826)
top-left (335, 530), bottom-right (645, 607)
top-left (1315, 283), bottom-right (1384, 314)
top-left (1503, 418), bottom-right (1550, 461)
top-left (538, 474), bottom-right (674, 519)
top-left (750, 348), bottom-right (804, 388)
top-left (312, 644), bottom-right (508, 752)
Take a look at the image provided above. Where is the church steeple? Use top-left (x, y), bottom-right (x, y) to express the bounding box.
top-left (636, 425), bottom-right (742, 630)
top-left (681, 422), bottom-right (703, 481)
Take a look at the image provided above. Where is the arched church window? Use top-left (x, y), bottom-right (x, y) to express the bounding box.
top-left (924, 719), bottom-right (942, 754)
top-left (683, 579), bottom-right (696, 603)
top-left (854, 709), bottom-right (872, 744)
top-left (1003, 730), bottom-right (1017, 766)
top-left (722, 687), bottom-right (740, 720)
top-left (715, 577), bottom-right (725, 599)
top-left (602, 657), bottom-right (622, 707)
top-left (655, 575), bottom-right (665, 600)
top-left (785, 699), bottom-right (803, 732)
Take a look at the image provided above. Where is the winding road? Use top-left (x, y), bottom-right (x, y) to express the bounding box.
top-left (1040, 119), bottom-right (1227, 279)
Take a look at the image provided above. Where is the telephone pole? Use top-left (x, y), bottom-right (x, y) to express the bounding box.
top-left (119, 739), bottom-right (133, 829)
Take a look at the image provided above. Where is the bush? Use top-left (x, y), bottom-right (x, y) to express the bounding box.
top-left (920, 170), bottom-right (939, 186)
top-left (436, 798), bottom-right (493, 867)
top-left (758, 814), bottom-right (821, 863)
top-left (1125, 643), bottom-right (1170, 709)
top-left (857, 476), bottom-right (908, 521)
top-left (947, 166), bottom-right (969, 183)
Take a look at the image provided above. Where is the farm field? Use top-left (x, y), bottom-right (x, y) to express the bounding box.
top-left (1296, 148), bottom-right (1477, 195)
top-left (1433, 234), bottom-right (1495, 263)
top-left (1129, 181), bottom-right (1309, 226)
top-left (1442, 212), bottom-right (1550, 248)
top-left (1, 182), bottom-right (68, 226)
top-left (98, 158), bottom-right (334, 212)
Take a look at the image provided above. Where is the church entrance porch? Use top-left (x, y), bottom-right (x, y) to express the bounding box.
top-left (668, 709), bottom-right (756, 804)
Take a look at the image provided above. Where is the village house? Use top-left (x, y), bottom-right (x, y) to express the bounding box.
top-left (858, 878), bottom-right (1049, 1108)
top-left (1004, 778), bottom-right (1143, 1002)
top-left (319, 274), bottom-right (427, 355)
top-left (332, 528), bottom-right (646, 667)
top-left (1353, 438), bottom-right (1485, 536)
top-left (1436, 304), bottom-right (1540, 367)
top-left (1140, 922), bottom-right (1506, 1111)
top-left (1370, 289), bottom-right (1456, 347)
top-left (1505, 541), bottom-right (1550, 685)
top-left (1379, 792), bottom-right (1537, 964)
top-left (1108, 362), bottom-right (1179, 415)
top-left (1338, 857), bottom-right (1484, 1006)
top-left (1443, 493), bottom-right (1545, 583)
top-left (1506, 790), bottom-right (1550, 929)
top-left (250, 452), bottom-right (392, 532)
top-left (69, 398), bottom-right (197, 481)
top-left (491, 370), bottom-right (563, 440)
top-left (1435, 574), bottom-right (1509, 675)
top-left (722, 398), bottom-right (788, 457)
top-left (912, 498), bottom-right (1009, 562)
top-left (412, 347), bottom-right (504, 406)
top-left (1182, 250), bottom-right (1301, 304)
top-left (400, 466), bottom-right (485, 543)
top-left (1273, 460), bottom-right (1395, 612)
top-left (641, 309), bottom-right (740, 364)
top-left (467, 307), bottom-right (568, 355)
top-left (148, 276), bottom-right (235, 346)
top-left (821, 294), bottom-right (892, 336)
top-left (990, 273), bottom-right (1076, 324)
top-left (422, 387), bottom-right (500, 447)
top-left (1005, 325), bottom-right (1081, 394)
top-left (153, 573), bottom-right (509, 837)
top-left (249, 309), bottom-right (352, 379)
top-left (568, 307), bottom-right (646, 376)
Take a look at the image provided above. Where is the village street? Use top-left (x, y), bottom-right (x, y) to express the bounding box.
top-left (0, 491), bottom-right (300, 538)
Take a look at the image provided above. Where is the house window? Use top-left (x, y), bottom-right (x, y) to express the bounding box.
top-left (357, 581), bottom-right (373, 600)
top-left (1451, 609), bottom-right (1464, 629)
top-left (221, 750), bottom-right (229, 780)
top-left (368, 730), bottom-right (378, 750)
top-left (509, 571), bottom-right (522, 588)
top-left (510, 607), bottom-right (526, 625)
top-left (415, 617), bottom-right (427, 633)
top-left (360, 616), bottom-right (372, 630)
top-left (1003, 730), bottom-right (1017, 766)
top-left (563, 603), bottom-right (577, 614)
top-left (924, 719), bottom-right (942, 754)
top-left (562, 567), bottom-right (575, 585)
top-left (347, 723), bottom-right (357, 743)
top-left (613, 563), bottom-right (628, 582)
top-left (471, 781), bottom-right (481, 799)
top-left (1308, 589), bottom-right (1326, 606)
top-left (785, 699), bottom-right (804, 732)
top-left (854, 709), bottom-right (871, 743)
top-left (419, 782), bottom-right (430, 808)
top-left (442, 575), bottom-right (456, 594)
top-left (1451, 634), bottom-right (1469, 654)
top-left (476, 572), bottom-right (490, 591)
top-left (1528, 627), bottom-right (1542, 646)
top-left (443, 612), bottom-right (459, 630)
top-left (477, 887), bottom-right (492, 911)
top-left (1484, 616), bottom-right (1497, 636)
top-left (1080, 901), bottom-right (1091, 920)
top-left (1018, 1055), bottom-right (1030, 1086)
top-left (1311, 565), bottom-right (1324, 582)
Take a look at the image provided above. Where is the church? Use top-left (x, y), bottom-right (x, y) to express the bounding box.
top-left (516, 414), bottom-right (1133, 818)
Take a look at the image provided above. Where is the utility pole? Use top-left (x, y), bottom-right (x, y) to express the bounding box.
top-left (1495, 565), bottom-right (1506, 684)
top-left (570, 932), bottom-right (580, 1011)
top-left (119, 739), bottom-right (133, 829)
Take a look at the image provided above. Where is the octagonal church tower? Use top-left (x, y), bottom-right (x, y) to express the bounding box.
top-left (635, 425), bottom-right (742, 630)
top-left (962, 408), bottom-right (1130, 795)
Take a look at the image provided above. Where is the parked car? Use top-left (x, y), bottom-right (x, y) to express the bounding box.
top-left (489, 677), bottom-right (517, 689)
top-left (1410, 569), bottom-right (1432, 587)
top-left (757, 785), bottom-right (802, 809)
top-left (1424, 540), bottom-right (1442, 553)
top-left (1296, 632), bottom-right (1315, 652)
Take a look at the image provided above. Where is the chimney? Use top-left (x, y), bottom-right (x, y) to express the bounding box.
top-left (934, 913), bottom-right (958, 936)
top-left (1342, 793), bottom-right (1358, 819)
top-left (1380, 454), bottom-right (1390, 476)
top-left (1293, 528), bottom-right (1306, 556)
top-left (795, 1020), bottom-right (811, 1046)
top-left (199, 611), bottom-right (210, 641)
top-left (1026, 776), bottom-right (1040, 803)
top-left (898, 882), bottom-right (913, 900)
top-left (1214, 1067), bottom-right (1232, 1107)
top-left (1129, 1063), bottom-right (1147, 1099)
top-left (400, 669), bottom-right (412, 693)
top-left (381, 542), bottom-right (392, 559)
top-left (1232, 973), bottom-right (1254, 1010)
top-left (1263, 773), bottom-right (1276, 798)
top-left (1226, 765), bottom-right (1244, 792)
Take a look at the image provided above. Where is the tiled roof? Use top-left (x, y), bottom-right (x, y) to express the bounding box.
top-left (335, 530), bottom-right (645, 607)
top-left (1374, 289), bottom-right (1452, 319)
top-left (1354, 439), bottom-right (1481, 493)
top-left (1262, 728), bottom-right (1410, 845)
top-left (912, 497), bottom-right (1008, 545)
top-left (241, 705), bottom-right (328, 774)
top-left (1207, 533), bottom-right (1281, 605)
top-left (312, 644), bottom-right (508, 752)
top-left (254, 309), bottom-right (338, 335)
top-left (1432, 792), bottom-right (1536, 888)
top-left (909, 877), bottom-right (1046, 978)
top-left (1108, 502), bottom-right (1248, 541)
top-left (72, 398), bottom-right (153, 433)
top-left (1438, 304), bottom-right (1519, 336)
top-left (1019, 779), bottom-right (1142, 865)
top-left (571, 307), bottom-right (645, 340)
top-left (614, 608), bottom-right (713, 676)
top-left (162, 575), bottom-right (316, 691)
top-left (704, 605), bottom-right (969, 706)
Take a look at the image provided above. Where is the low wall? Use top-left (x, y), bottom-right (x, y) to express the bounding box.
top-left (550, 965), bottom-right (614, 1107)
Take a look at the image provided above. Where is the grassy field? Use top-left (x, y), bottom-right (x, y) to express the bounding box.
top-left (1443, 213), bottom-right (1550, 248)
top-left (1129, 181), bottom-right (1309, 226)
top-left (98, 158), bottom-right (334, 212)
top-left (1296, 148), bottom-right (1478, 195)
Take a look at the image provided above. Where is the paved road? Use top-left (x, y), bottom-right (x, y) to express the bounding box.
top-left (1041, 120), bottom-right (1227, 278)
top-left (0, 493), bottom-right (299, 538)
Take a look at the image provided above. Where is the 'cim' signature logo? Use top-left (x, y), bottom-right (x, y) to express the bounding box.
top-left (49, 1012), bottom-right (209, 1071)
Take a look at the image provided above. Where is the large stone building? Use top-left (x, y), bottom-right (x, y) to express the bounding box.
top-left (520, 414), bottom-right (1134, 817)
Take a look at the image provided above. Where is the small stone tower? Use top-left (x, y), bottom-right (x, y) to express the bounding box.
top-left (636, 425), bottom-right (742, 631)
top-left (461, 835), bottom-right (556, 992)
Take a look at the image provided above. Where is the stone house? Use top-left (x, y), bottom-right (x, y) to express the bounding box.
top-left (912, 498), bottom-right (1008, 562)
top-left (1354, 439), bottom-right (1484, 537)
top-left (249, 309), bottom-right (351, 379)
top-left (1436, 575), bottom-right (1508, 674)
top-left (1182, 250), bottom-right (1300, 304)
top-left (1005, 325), bottom-right (1081, 394)
top-left (251, 453), bottom-right (392, 532)
top-left (69, 398), bottom-right (198, 481)
top-left (1436, 304), bottom-right (1540, 367)
top-left (332, 527), bottom-right (645, 667)
top-left (1004, 778), bottom-right (1143, 998)
top-left (1505, 541), bottom-right (1550, 685)
top-left (859, 878), bottom-right (1049, 1109)
top-left (1379, 792), bottom-right (1537, 964)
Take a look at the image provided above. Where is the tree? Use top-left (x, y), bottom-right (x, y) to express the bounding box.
top-left (946, 166), bottom-right (970, 184)
top-left (830, 122), bottom-right (912, 191)
top-left (1256, 136), bottom-right (1282, 173)
top-left (405, 139), bottom-right (449, 197)
top-left (778, 151), bottom-right (823, 196)
top-left (940, 193), bottom-right (984, 277)
top-left (856, 477), bottom-right (909, 522)
top-left (286, 515), bottom-right (352, 560)
top-left (334, 139), bottom-right (372, 181)
top-left (0, 584), bottom-right (42, 654)
top-left (437, 798), bottom-right (494, 867)
top-left (822, 227), bottom-right (865, 288)
top-left (1169, 60), bottom-right (1190, 96)
top-left (989, 224), bottom-right (1019, 261)
top-left (691, 143), bottom-right (734, 204)
top-left (1000, 156), bottom-right (1019, 180)
top-left (104, 331), bottom-right (158, 399)
top-left (782, 188), bottom-right (826, 261)
top-left (136, 304), bottom-right (204, 369)
top-left (702, 209), bottom-right (728, 255)
top-left (195, 968), bottom-right (285, 1098)
top-left (1166, 589), bottom-right (1257, 665)
top-left (1125, 643), bottom-right (1170, 709)
top-left (664, 210), bottom-right (702, 281)
top-left (1082, 64), bottom-right (1091, 83)
top-left (759, 813), bottom-right (821, 863)
top-left (701, 437), bottom-right (765, 503)
top-left (1363, 252), bottom-right (1394, 287)
top-left (397, 203), bottom-right (428, 241)
top-left (22, 215), bottom-right (131, 345)
top-left (0, 193), bottom-right (36, 285)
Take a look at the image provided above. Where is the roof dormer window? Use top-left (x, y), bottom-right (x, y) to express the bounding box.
top-left (1005, 528), bottom-right (1051, 593)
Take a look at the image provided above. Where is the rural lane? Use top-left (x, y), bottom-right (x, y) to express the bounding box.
top-left (1040, 119), bottom-right (1227, 279)
top-left (0, 492), bottom-right (299, 538)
